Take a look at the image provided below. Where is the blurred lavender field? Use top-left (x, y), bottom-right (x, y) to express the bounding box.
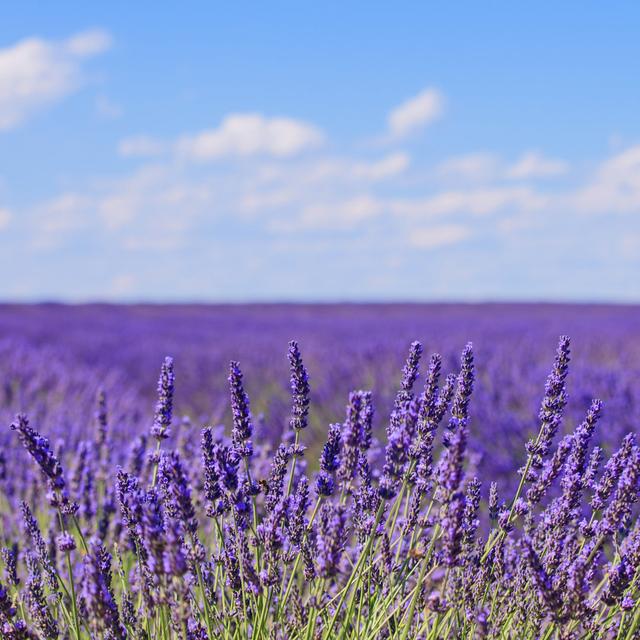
top-left (1, 303), bottom-right (638, 492)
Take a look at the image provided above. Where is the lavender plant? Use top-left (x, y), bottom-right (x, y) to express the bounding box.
top-left (1, 333), bottom-right (640, 638)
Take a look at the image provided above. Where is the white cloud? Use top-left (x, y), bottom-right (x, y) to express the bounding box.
top-left (351, 152), bottom-right (410, 180)
top-left (64, 29), bottom-right (112, 57)
top-left (572, 145), bottom-right (640, 214)
top-left (409, 224), bottom-right (471, 249)
top-left (118, 135), bottom-right (166, 157)
top-left (273, 195), bottom-right (384, 232)
top-left (388, 88), bottom-right (444, 139)
top-left (31, 192), bottom-right (91, 249)
top-left (176, 113), bottom-right (325, 161)
top-left (506, 151), bottom-right (568, 180)
top-left (0, 29), bottom-right (112, 130)
top-left (391, 186), bottom-right (546, 218)
top-left (0, 207), bottom-right (11, 229)
top-left (436, 153), bottom-right (500, 183)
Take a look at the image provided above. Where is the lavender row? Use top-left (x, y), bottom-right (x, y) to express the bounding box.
top-left (1, 332), bottom-right (640, 638)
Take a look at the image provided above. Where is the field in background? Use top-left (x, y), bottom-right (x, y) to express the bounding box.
top-left (1, 303), bottom-right (638, 493)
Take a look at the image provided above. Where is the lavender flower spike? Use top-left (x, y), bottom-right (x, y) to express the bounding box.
top-left (229, 360), bottom-right (253, 457)
top-left (151, 356), bottom-right (175, 441)
top-left (316, 423), bottom-right (342, 497)
top-left (526, 336), bottom-right (570, 467)
top-left (10, 414), bottom-right (66, 492)
top-left (288, 340), bottom-right (310, 432)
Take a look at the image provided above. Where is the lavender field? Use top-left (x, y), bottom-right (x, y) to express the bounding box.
top-left (1, 303), bottom-right (640, 638)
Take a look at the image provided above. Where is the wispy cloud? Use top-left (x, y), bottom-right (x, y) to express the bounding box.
top-left (436, 151), bottom-right (569, 184)
top-left (409, 224), bottom-right (471, 249)
top-left (387, 88), bottom-right (444, 140)
top-left (0, 29), bottom-right (112, 131)
top-left (436, 153), bottom-right (500, 183)
top-left (572, 144), bottom-right (640, 214)
top-left (176, 113), bottom-right (325, 161)
top-left (505, 151), bottom-right (568, 179)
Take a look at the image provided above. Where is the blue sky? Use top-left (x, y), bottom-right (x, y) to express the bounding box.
top-left (1, 2), bottom-right (639, 301)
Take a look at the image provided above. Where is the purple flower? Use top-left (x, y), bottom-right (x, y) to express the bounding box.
top-left (592, 433), bottom-right (636, 511)
top-left (265, 444), bottom-right (292, 512)
top-left (82, 539), bottom-right (126, 639)
top-left (597, 442), bottom-right (640, 537)
top-left (25, 553), bottom-right (58, 640)
top-left (151, 356), bottom-right (174, 441)
top-left (1, 546), bottom-right (19, 588)
top-left (338, 391), bottom-right (366, 488)
top-left (11, 415), bottom-right (68, 497)
top-left (288, 340), bottom-right (310, 432)
top-left (20, 502), bottom-right (58, 593)
top-left (317, 503), bottom-right (347, 578)
top-left (525, 336), bottom-right (570, 467)
top-left (316, 423), bottom-right (342, 497)
top-left (601, 558), bottom-right (633, 606)
top-left (441, 491), bottom-right (466, 567)
top-left (447, 343), bottom-right (474, 436)
top-left (289, 476), bottom-right (310, 547)
top-left (201, 427), bottom-right (223, 515)
top-left (526, 434), bottom-right (573, 506)
top-left (229, 361), bottom-right (253, 458)
top-left (56, 532), bottom-right (76, 553)
top-left (159, 451), bottom-right (197, 536)
top-left (94, 387), bottom-right (108, 449)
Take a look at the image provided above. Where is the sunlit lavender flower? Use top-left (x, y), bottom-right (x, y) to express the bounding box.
top-left (401, 341), bottom-right (423, 395)
top-left (592, 433), bottom-right (636, 512)
top-left (378, 342), bottom-right (426, 499)
top-left (151, 356), bottom-right (174, 441)
top-left (163, 513), bottom-right (188, 578)
top-left (462, 477), bottom-right (481, 547)
top-left (229, 361), bottom-right (253, 458)
top-left (289, 476), bottom-right (310, 547)
top-left (141, 487), bottom-right (165, 578)
top-left (316, 423), bottom-right (341, 497)
top-left (10, 415), bottom-right (73, 511)
top-left (20, 502), bottom-right (58, 593)
top-left (415, 353), bottom-right (442, 438)
top-left (1, 546), bottom-right (18, 588)
top-left (56, 532), bottom-right (76, 553)
top-left (94, 387), bottom-right (108, 449)
top-left (526, 434), bottom-right (573, 506)
top-left (201, 427), bottom-right (223, 515)
top-left (317, 503), bottom-right (347, 578)
top-left (597, 443), bottom-right (640, 536)
top-left (82, 539), bottom-right (126, 639)
top-left (522, 539), bottom-right (561, 617)
top-left (358, 390), bottom-right (374, 457)
top-left (159, 451), bottom-right (197, 536)
top-left (288, 340), bottom-right (310, 432)
top-left (526, 336), bottom-right (570, 467)
top-left (447, 343), bottom-right (474, 436)
top-left (559, 399), bottom-right (602, 515)
top-left (25, 553), bottom-right (58, 640)
top-left (437, 422), bottom-right (468, 496)
top-left (601, 558), bottom-right (633, 606)
top-left (265, 444), bottom-right (292, 511)
top-left (71, 440), bottom-right (96, 521)
top-left (338, 391), bottom-right (365, 488)
top-left (441, 492), bottom-right (466, 567)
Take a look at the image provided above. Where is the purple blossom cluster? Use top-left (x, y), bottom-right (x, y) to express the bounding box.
top-left (0, 304), bottom-right (639, 637)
